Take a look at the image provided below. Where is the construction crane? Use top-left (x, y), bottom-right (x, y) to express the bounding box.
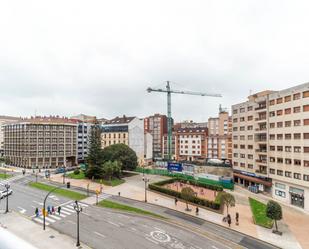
top-left (147, 81), bottom-right (222, 161)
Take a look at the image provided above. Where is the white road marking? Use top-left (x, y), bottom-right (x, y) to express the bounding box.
top-left (34, 217), bottom-right (49, 225)
top-left (107, 221), bottom-right (120, 227)
top-left (130, 227), bottom-right (138, 232)
top-left (212, 246), bottom-right (219, 249)
top-left (18, 207), bottom-right (26, 214)
top-left (145, 237), bottom-right (159, 245)
top-left (31, 205), bottom-right (36, 209)
top-left (61, 207), bottom-right (75, 213)
top-left (43, 216), bottom-right (56, 223)
top-left (79, 203), bottom-right (89, 207)
top-left (118, 222), bottom-right (124, 226)
top-left (150, 231), bottom-right (171, 243)
top-left (32, 200), bottom-right (43, 205)
top-left (94, 232), bottom-right (106, 238)
top-left (65, 205), bottom-right (75, 210)
top-left (49, 215), bottom-right (61, 220)
top-left (60, 210), bottom-right (71, 215)
top-left (154, 227), bottom-right (165, 233)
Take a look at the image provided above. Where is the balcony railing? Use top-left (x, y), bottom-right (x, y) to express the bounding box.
top-left (255, 170), bottom-right (267, 175)
top-left (256, 159), bottom-right (267, 164)
top-left (255, 106), bottom-right (266, 111)
top-left (255, 149), bottom-right (267, 153)
top-left (255, 117), bottom-right (267, 121)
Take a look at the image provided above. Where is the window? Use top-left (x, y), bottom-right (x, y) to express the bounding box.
top-left (233, 109), bottom-right (238, 114)
top-left (233, 162), bottom-right (238, 166)
top-left (240, 126), bottom-right (245, 131)
top-left (248, 154), bottom-right (253, 159)
top-left (240, 154), bottom-right (245, 158)
top-left (284, 95), bottom-right (291, 102)
top-left (233, 153), bottom-right (238, 158)
top-left (275, 190), bottom-right (286, 198)
top-left (240, 117), bottom-right (245, 122)
top-left (233, 118), bottom-right (238, 123)
top-left (294, 120), bottom-right (301, 126)
top-left (285, 121), bottom-right (291, 127)
top-left (269, 134), bottom-right (275, 140)
top-left (270, 146), bottom-right (275, 151)
top-left (269, 168), bottom-right (275, 174)
top-left (277, 98), bottom-right (283, 104)
top-left (248, 145), bottom-right (253, 149)
top-left (284, 108), bottom-right (291, 114)
top-left (270, 157), bottom-right (276, 162)
top-left (277, 134), bottom-right (283, 140)
top-left (303, 90), bottom-right (309, 98)
top-left (248, 164), bottom-right (253, 169)
top-left (240, 144), bottom-right (245, 149)
top-left (294, 159), bottom-right (301, 166)
top-left (304, 133), bottom-right (309, 139)
top-left (269, 100), bottom-right (275, 105)
top-left (277, 122), bottom-right (283, 128)
top-left (240, 163), bottom-right (245, 168)
top-left (248, 135), bottom-right (253, 140)
top-left (294, 173), bottom-right (301, 180)
top-left (304, 119), bottom-right (309, 125)
top-left (293, 106), bottom-right (301, 113)
top-left (277, 146), bottom-right (283, 151)
top-left (233, 144), bottom-right (238, 149)
top-left (277, 158), bottom-right (283, 163)
top-left (270, 123), bottom-right (275, 128)
top-left (277, 170), bottom-right (283, 176)
top-left (277, 110), bottom-right (283, 116)
top-left (233, 136), bottom-right (238, 140)
top-left (240, 108), bottom-right (245, 113)
top-left (304, 147), bottom-right (309, 153)
top-left (304, 175), bottom-right (309, 181)
top-left (285, 146), bottom-right (292, 152)
top-left (305, 161), bottom-right (309, 167)
top-left (294, 146), bottom-right (301, 153)
top-left (240, 135), bottom-right (245, 140)
top-left (247, 116), bottom-right (253, 121)
top-left (247, 125), bottom-right (253, 130)
top-left (285, 134), bottom-right (291, 140)
top-left (247, 106), bottom-right (253, 111)
top-left (233, 127), bottom-right (238, 131)
top-left (285, 171), bottom-right (292, 178)
top-left (303, 105), bottom-right (309, 112)
top-left (285, 159), bottom-right (292, 164)
top-left (294, 133), bottom-right (301, 139)
top-left (293, 93), bottom-right (301, 100)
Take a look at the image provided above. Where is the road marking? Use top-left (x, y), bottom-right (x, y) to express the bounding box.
top-left (82, 212), bottom-right (90, 216)
top-left (43, 216), bottom-right (56, 223)
top-left (94, 232), bottom-right (106, 238)
top-left (150, 231), bottom-right (171, 243)
top-left (67, 220), bottom-right (76, 225)
top-left (34, 217), bottom-right (50, 225)
top-left (31, 205), bottom-right (36, 209)
top-left (154, 227), bottom-right (165, 233)
top-left (60, 210), bottom-right (71, 215)
top-left (79, 203), bottom-right (89, 207)
top-left (61, 207), bottom-right (75, 213)
top-left (212, 247), bottom-right (219, 249)
top-left (55, 213), bottom-right (66, 218)
top-left (65, 205), bottom-right (75, 210)
top-left (107, 221), bottom-right (120, 227)
top-left (145, 237), bottom-right (159, 245)
top-left (18, 207), bottom-right (26, 214)
top-left (49, 215), bottom-right (61, 220)
top-left (130, 227), bottom-right (138, 232)
top-left (32, 200), bottom-right (43, 205)
top-left (118, 222), bottom-right (124, 226)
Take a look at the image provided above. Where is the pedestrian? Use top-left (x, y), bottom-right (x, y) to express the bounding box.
top-left (57, 206), bottom-right (61, 215)
top-left (236, 212), bottom-right (239, 226)
top-left (195, 206), bottom-right (199, 216)
top-left (47, 205), bottom-right (51, 215)
top-left (51, 206), bottom-right (55, 215)
top-left (174, 197), bottom-right (178, 206)
top-left (118, 192), bottom-right (121, 196)
top-left (227, 214), bottom-right (231, 227)
top-left (35, 207), bottom-right (39, 217)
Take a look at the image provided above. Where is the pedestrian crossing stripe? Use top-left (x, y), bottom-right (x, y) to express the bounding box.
top-left (0, 175), bottom-right (25, 186)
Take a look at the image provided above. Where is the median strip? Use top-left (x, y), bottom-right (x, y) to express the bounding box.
top-left (28, 182), bottom-right (87, 200)
top-left (97, 199), bottom-right (166, 219)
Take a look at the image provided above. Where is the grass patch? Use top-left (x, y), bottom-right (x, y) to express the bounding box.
top-left (249, 197), bottom-right (274, 229)
top-left (98, 199), bottom-right (165, 219)
top-left (0, 173), bottom-right (12, 179)
top-left (28, 182), bottom-right (87, 200)
top-left (67, 171), bottom-right (125, 186)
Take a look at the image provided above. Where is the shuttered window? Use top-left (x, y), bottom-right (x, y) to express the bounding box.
top-left (303, 91), bottom-right (309, 98)
top-left (303, 105), bottom-right (309, 112)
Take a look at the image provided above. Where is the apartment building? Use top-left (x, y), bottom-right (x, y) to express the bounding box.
top-left (174, 127), bottom-right (208, 162)
top-left (3, 116), bottom-right (78, 168)
top-left (232, 83), bottom-right (309, 211)
top-left (144, 114), bottom-right (167, 160)
top-left (0, 116), bottom-right (21, 157)
top-left (207, 109), bottom-right (232, 160)
top-left (162, 133), bottom-right (176, 160)
top-left (101, 115), bottom-right (145, 164)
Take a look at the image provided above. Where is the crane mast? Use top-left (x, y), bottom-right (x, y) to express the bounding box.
top-left (147, 81), bottom-right (222, 161)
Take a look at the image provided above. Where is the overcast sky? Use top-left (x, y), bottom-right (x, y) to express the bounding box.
top-left (1, 1), bottom-right (309, 122)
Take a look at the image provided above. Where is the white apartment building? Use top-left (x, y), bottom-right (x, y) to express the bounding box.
top-left (0, 116), bottom-right (21, 157)
top-left (232, 83), bottom-right (309, 211)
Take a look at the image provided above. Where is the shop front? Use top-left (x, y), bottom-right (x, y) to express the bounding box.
top-left (233, 171), bottom-right (272, 193)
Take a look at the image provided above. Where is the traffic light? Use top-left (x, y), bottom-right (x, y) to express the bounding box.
top-left (67, 182), bottom-right (70, 189)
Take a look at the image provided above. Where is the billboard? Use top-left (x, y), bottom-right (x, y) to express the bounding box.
top-left (167, 162), bottom-right (183, 172)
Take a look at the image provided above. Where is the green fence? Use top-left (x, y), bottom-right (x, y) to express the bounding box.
top-left (135, 167), bottom-right (234, 190)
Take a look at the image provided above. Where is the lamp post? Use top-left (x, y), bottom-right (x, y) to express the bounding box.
top-left (142, 176), bottom-right (150, 203)
top-left (73, 200), bottom-right (83, 247)
top-left (5, 183), bottom-right (10, 213)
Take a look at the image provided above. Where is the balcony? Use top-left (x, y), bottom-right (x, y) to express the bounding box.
top-left (256, 159), bottom-right (267, 164)
top-left (255, 170), bottom-right (267, 175)
top-left (255, 149), bottom-right (267, 153)
top-left (255, 117), bottom-right (267, 122)
top-left (255, 106), bottom-right (266, 111)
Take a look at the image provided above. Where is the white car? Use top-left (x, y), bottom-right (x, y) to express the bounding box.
top-left (0, 189), bottom-right (13, 199)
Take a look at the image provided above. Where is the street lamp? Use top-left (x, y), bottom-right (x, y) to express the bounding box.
top-left (73, 200), bottom-right (83, 247)
top-left (4, 183), bottom-right (10, 213)
top-left (142, 176), bottom-right (150, 203)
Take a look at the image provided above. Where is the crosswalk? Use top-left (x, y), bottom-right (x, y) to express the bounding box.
top-left (98, 193), bottom-right (112, 201)
top-left (32, 201), bottom-right (89, 226)
top-left (0, 174), bottom-right (25, 187)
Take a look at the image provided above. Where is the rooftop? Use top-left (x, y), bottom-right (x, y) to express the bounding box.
top-left (104, 115), bottom-right (135, 125)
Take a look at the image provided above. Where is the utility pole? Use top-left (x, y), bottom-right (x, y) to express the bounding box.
top-left (142, 176), bottom-right (150, 203)
top-left (73, 200), bottom-right (82, 247)
top-left (5, 184), bottom-right (10, 213)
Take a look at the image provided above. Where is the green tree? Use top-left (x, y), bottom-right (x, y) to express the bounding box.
top-left (266, 200), bottom-right (282, 234)
top-left (85, 119), bottom-right (104, 179)
top-left (220, 192), bottom-right (235, 215)
top-left (102, 144), bottom-right (138, 171)
top-left (181, 187), bottom-right (195, 211)
top-left (102, 161), bottom-right (121, 182)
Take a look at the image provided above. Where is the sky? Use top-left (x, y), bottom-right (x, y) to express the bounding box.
top-left (1, 0), bottom-right (309, 122)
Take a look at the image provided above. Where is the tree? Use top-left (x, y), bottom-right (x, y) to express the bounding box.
top-left (102, 144), bottom-right (138, 171)
top-left (266, 200), bottom-right (283, 234)
top-left (85, 119), bottom-right (104, 179)
top-left (102, 161), bottom-right (122, 181)
top-left (181, 187), bottom-right (195, 211)
top-left (220, 192), bottom-right (235, 215)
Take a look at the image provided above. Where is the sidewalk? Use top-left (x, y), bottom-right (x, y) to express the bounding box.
top-left (100, 174), bottom-right (303, 249)
top-left (0, 212), bottom-right (90, 249)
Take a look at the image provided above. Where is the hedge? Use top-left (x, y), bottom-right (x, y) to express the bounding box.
top-left (149, 178), bottom-right (223, 211)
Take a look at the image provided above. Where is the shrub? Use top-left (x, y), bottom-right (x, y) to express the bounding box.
top-left (74, 169), bottom-right (80, 175)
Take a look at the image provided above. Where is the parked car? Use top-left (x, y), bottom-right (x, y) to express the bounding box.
top-left (0, 189), bottom-right (13, 199)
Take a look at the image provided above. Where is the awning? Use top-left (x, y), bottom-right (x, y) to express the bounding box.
top-left (234, 173), bottom-right (272, 187)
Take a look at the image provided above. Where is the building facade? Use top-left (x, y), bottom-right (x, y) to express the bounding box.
top-left (4, 116), bottom-right (78, 168)
top-left (144, 114), bottom-right (167, 160)
top-left (207, 110), bottom-right (232, 160)
top-left (0, 116), bottom-right (21, 157)
top-left (101, 115), bottom-right (145, 164)
top-left (174, 127), bottom-right (208, 162)
top-left (232, 83), bottom-right (309, 211)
